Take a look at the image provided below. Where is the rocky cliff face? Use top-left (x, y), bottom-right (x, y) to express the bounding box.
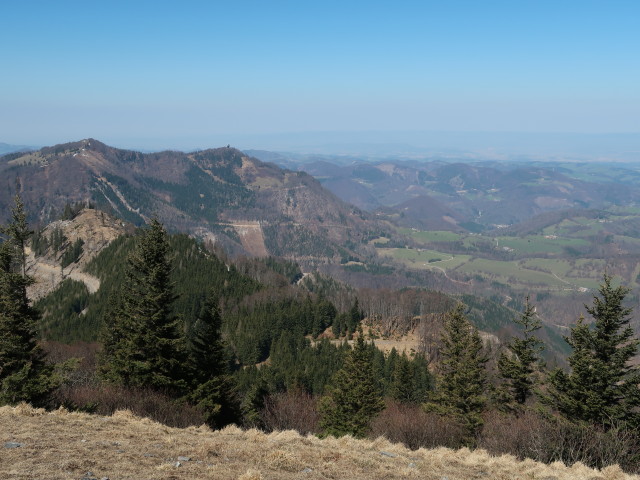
top-left (26, 209), bottom-right (128, 300)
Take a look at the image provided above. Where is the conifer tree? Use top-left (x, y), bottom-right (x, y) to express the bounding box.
top-left (424, 304), bottom-right (488, 443)
top-left (187, 292), bottom-right (240, 428)
top-left (312, 296), bottom-right (336, 337)
top-left (99, 219), bottom-right (186, 394)
top-left (0, 194), bottom-right (57, 406)
top-left (546, 275), bottom-right (640, 428)
top-left (497, 296), bottom-right (543, 409)
top-left (240, 372), bottom-right (269, 428)
top-left (384, 347), bottom-right (399, 382)
top-left (4, 192), bottom-right (32, 276)
top-left (410, 354), bottom-right (432, 404)
top-left (347, 298), bottom-right (363, 334)
top-left (319, 331), bottom-right (385, 438)
top-left (389, 352), bottom-right (415, 403)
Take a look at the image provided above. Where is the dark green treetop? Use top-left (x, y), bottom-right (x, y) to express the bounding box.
top-left (98, 218), bottom-right (186, 394)
top-left (497, 296), bottom-right (544, 409)
top-left (389, 351), bottom-right (417, 403)
top-left (424, 303), bottom-right (488, 443)
top-left (187, 292), bottom-right (240, 428)
top-left (319, 331), bottom-right (385, 438)
top-left (4, 193), bottom-right (32, 276)
top-left (545, 275), bottom-right (640, 428)
top-left (0, 193), bottom-right (57, 406)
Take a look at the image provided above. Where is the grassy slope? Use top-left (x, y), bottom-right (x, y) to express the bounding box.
top-left (387, 221), bottom-right (637, 292)
top-left (1, 405), bottom-right (635, 480)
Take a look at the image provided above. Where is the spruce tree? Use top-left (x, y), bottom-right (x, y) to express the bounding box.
top-left (0, 194), bottom-right (57, 406)
top-left (240, 372), bottom-right (269, 428)
top-left (319, 332), bottom-right (385, 438)
top-left (187, 293), bottom-right (240, 428)
top-left (389, 352), bottom-right (415, 403)
top-left (99, 219), bottom-right (186, 394)
top-left (424, 304), bottom-right (488, 442)
top-left (347, 298), bottom-right (363, 334)
top-left (410, 354), bottom-right (432, 404)
top-left (497, 296), bottom-right (544, 409)
top-left (4, 192), bottom-right (31, 276)
top-left (546, 275), bottom-right (640, 428)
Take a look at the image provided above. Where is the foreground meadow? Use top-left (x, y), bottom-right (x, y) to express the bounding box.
top-left (1, 404), bottom-right (635, 480)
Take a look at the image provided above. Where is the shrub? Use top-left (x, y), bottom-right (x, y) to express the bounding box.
top-left (42, 341), bottom-right (99, 388)
top-left (370, 400), bottom-right (466, 450)
top-left (261, 389), bottom-right (320, 435)
top-left (480, 409), bottom-right (640, 472)
top-left (55, 384), bottom-right (205, 428)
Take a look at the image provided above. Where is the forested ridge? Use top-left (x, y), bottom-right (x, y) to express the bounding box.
top-left (3, 198), bottom-right (640, 473)
top-left (0, 139), bottom-right (391, 263)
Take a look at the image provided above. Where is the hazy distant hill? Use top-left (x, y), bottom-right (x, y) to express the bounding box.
top-left (390, 195), bottom-right (467, 232)
top-left (262, 153), bottom-right (640, 231)
top-left (0, 142), bottom-right (33, 155)
top-left (1, 139), bottom-right (391, 261)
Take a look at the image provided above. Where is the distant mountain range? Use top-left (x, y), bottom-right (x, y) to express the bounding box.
top-left (0, 139), bottom-right (391, 261)
top-left (0, 142), bottom-right (34, 156)
top-left (250, 152), bottom-right (640, 231)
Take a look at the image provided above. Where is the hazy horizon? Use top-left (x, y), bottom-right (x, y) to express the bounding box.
top-left (2, 1), bottom-right (639, 161)
top-left (3, 131), bottom-right (640, 163)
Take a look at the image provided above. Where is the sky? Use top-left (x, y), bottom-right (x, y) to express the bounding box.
top-left (1, 1), bottom-right (639, 154)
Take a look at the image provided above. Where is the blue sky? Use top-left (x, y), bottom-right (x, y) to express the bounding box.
top-left (1, 1), bottom-right (639, 153)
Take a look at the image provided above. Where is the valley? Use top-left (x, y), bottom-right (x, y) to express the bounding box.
top-left (252, 151), bottom-right (640, 328)
top-left (374, 208), bottom-right (640, 328)
top-left (5, 138), bottom-right (640, 338)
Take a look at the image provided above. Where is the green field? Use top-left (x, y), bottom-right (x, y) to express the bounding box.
top-left (521, 258), bottom-right (573, 276)
top-left (542, 221), bottom-right (604, 238)
top-left (384, 207), bottom-right (640, 294)
top-left (496, 235), bottom-right (590, 254)
top-left (404, 226), bottom-right (592, 255)
top-left (399, 229), bottom-right (461, 243)
top-left (379, 245), bottom-right (609, 291)
top-left (611, 206), bottom-right (640, 215)
top-left (369, 236), bottom-right (390, 245)
top-left (378, 217), bottom-right (640, 292)
top-left (456, 258), bottom-right (568, 287)
top-left (518, 258), bottom-right (606, 289)
top-left (378, 248), bottom-right (471, 269)
top-left (614, 235), bottom-right (640, 247)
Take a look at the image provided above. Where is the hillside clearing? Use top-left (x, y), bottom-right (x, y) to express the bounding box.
top-left (0, 405), bottom-right (635, 480)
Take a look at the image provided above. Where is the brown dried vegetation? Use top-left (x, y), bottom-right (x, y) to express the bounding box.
top-left (2, 405), bottom-right (637, 480)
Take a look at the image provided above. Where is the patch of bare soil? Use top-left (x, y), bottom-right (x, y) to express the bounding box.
top-left (26, 258), bottom-right (101, 300)
top-left (1, 405), bottom-right (634, 480)
top-left (233, 222), bottom-right (268, 257)
top-left (25, 209), bottom-right (126, 300)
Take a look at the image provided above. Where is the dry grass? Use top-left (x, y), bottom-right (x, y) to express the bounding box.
top-left (327, 326), bottom-right (423, 355)
top-left (1, 404), bottom-right (637, 480)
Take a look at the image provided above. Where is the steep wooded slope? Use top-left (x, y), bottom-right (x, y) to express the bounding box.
top-left (1, 139), bottom-right (390, 260)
